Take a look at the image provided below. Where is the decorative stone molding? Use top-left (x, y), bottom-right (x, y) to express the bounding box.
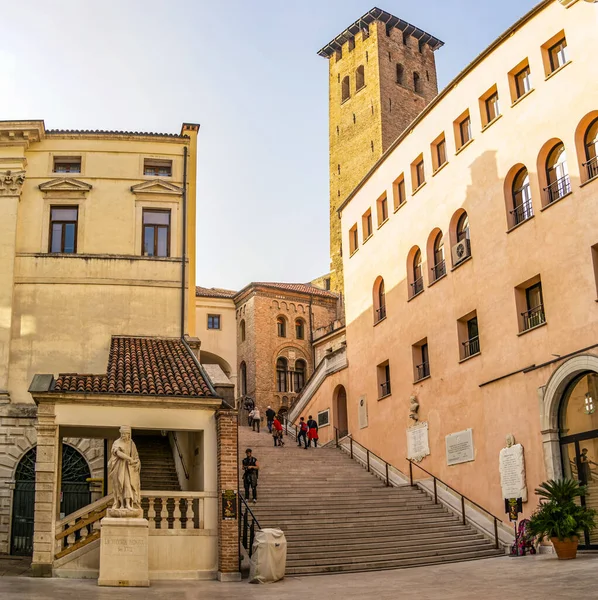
top-left (130, 179), bottom-right (183, 197)
top-left (0, 170), bottom-right (25, 197)
top-left (39, 177), bottom-right (92, 199)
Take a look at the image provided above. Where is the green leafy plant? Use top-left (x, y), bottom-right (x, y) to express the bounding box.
top-left (528, 478), bottom-right (597, 542)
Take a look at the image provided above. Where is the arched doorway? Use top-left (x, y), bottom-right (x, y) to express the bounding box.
top-left (334, 385), bottom-right (348, 437)
top-left (11, 444), bottom-right (91, 556)
top-left (559, 372), bottom-right (598, 548)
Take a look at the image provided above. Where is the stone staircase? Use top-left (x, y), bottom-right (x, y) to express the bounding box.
top-left (135, 435), bottom-right (181, 491)
top-left (239, 427), bottom-right (503, 575)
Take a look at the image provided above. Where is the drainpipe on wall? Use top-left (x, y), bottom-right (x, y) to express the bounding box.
top-left (180, 146), bottom-right (188, 339)
top-left (308, 294), bottom-right (315, 367)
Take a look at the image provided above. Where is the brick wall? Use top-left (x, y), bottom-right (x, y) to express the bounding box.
top-left (216, 409), bottom-right (239, 576)
top-left (236, 290), bottom-right (339, 415)
top-left (327, 20), bottom-right (439, 293)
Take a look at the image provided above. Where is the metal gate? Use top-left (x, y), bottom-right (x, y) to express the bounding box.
top-left (10, 444), bottom-right (92, 556)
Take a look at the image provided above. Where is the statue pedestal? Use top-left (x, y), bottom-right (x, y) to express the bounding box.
top-left (98, 517), bottom-right (149, 587)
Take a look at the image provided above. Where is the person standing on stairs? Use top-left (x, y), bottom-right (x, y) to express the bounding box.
top-left (251, 407), bottom-right (261, 433)
top-left (307, 415), bottom-right (319, 448)
top-left (272, 416), bottom-right (284, 446)
top-left (242, 448), bottom-right (259, 504)
top-left (265, 405), bottom-right (276, 434)
top-left (297, 417), bottom-right (308, 449)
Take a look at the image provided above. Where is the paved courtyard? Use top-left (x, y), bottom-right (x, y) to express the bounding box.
top-left (0, 555), bottom-right (597, 599)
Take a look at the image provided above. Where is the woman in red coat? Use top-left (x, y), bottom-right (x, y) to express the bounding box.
top-left (307, 415), bottom-right (319, 448)
top-left (272, 417), bottom-right (284, 447)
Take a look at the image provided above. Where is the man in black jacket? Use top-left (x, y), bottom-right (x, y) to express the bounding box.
top-left (242, 448), bottom-right (259, 503)
top-left (265, 405), bottom-right (276, 434)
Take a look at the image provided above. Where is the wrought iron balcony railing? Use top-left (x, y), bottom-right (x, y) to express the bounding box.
top-left (380, 380), bottom-right (391, 397)
top-left (375, 305), bottom-right (386, 323)
top-left (584, 156), bottom-right (598, 181)
top-left (410, 277), bottom-right (424, 298)
top-left (431, 259), bottom-right (446, 282)
top-left (415, 362), bottom-right (430, 381)
top-left (510, 196), bottom-right (533, 225)
top-left (521, 304), bottom-right (546, 331)
top-left (544, 175), bottom-right (571, 205)
top-left (462, 336), bottom-right (480, 359)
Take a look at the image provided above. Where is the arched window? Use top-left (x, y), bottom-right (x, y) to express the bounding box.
top-left (512, 167), bottom-right (533, 224)
top-left (356, 65), bottom-right (365, 90)
top-left (396, 63), bottom-right (404, 85)
top-left (342, 76), bottom-right (350, 102)
top-left (276, 357), bottom-right (288, 392)
top-left (584, 118), bottom-right (598, 180)
top-left (240, 319), bottom-right (246, 342)
top-left (373, 277), bottom-right (386, 324)
top-left (411, 249), bottom-right (423, 297)
top-left (413, 72), bottom-right (422, 93)
top-left (295, 319), bottom-right (305, 340)
top-left (239, 361), bottom-right (247, 396)
top-left (545, 142), bottom-right (570, 204)
top-left (456, 213), bottom-right (469, 243)
top-left (293, 360), bottom-right (306, 393)
top-left (431, 232), bottom-right (445, 282)
top-left (277, 316), bottom-right (286, 338)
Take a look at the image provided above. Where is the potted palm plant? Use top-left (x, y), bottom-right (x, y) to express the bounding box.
top-left (528, 478), bottom-right (597, 559)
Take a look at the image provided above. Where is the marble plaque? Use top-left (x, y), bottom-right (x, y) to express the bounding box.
top-left (98, 517), bottom-right (149, 587)
top-left (499, 443), bottom-right (528, 502)
top-left (407, 422), bottom-right (430, 462)
top-left (358, 395), bottom-right (368, 429)
top-left (446, 428), bottom-right (474, 466)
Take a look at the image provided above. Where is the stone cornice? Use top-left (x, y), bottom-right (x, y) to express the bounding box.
top-left (39, 177), bottom-right (92, 198)
top-left (130, 179), bottom-right (183, 196)
top-left (0, 121), bottom-right (45, 148)
top-left (0, 170), bottom-right (25, 198)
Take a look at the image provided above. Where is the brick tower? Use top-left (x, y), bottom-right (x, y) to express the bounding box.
top-left (318, 8), bottom-right (444, 293)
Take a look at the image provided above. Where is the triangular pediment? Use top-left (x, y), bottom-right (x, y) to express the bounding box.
top-left (130, 179), bottom-right (183, 195)
top-left (39, 177), bottom-right (93, 192)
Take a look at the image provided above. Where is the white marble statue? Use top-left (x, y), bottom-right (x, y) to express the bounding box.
top-left (499, 433), bottom-right (528, 502)
top-left (108, 426), bottom-right (142, 517)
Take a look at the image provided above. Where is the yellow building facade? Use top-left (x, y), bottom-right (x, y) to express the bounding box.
top-left (0, 121), bottom-right (200, 555)
top-left (296, 0), bottom-right (598, 549)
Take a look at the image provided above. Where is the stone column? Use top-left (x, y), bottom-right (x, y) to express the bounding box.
top-left (31, 402), bottom-right (60, 577)
top-left (215, 408), bottom-right (240, 581)
top-left (0, 170), bottom-right (25, 399)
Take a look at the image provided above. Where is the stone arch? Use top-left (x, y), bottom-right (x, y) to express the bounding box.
top-left (539, 354), bottom-right (598, 479)
top-left (281, 301), bottom-right (288, 311)
top-left (574, 110), bottom-right (598, 183)
top-left (272, 300), bottom-right (280, 309)
top-left (333, 384), bottom-right (348, 436)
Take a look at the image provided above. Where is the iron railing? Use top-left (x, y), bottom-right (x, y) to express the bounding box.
top-left (410, 277), bottom-right (424, 298)
top-left (375, 305), bottom-right (386, 323)
top-left (408, 460), bottom-right (501, 549)
top-left (584, 156), bottom-right (598, 181)
top-left (544, 174), bottom-right (571, 204)
top-left (521, 305), bottom-right (545, 331)
top-left (380, 381), bottom-right (391, 397)
top-left (172, 432), bottom-right (189, 480)
top-left (431, 259), bottom-right (446, 282)
top-left (462, 336), bottom-right (480, 359)
top-left (333, 427), bottom-right (502, 550)
top-left (510, 197), bottom-right (533, 225)
top-left (239, 495), bottom-right (261, 558)
top-left (415, 362), bottom-right (430, 381)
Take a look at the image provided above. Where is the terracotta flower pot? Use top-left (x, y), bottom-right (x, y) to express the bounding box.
top-left (550, 536), bottom-right (579, 559)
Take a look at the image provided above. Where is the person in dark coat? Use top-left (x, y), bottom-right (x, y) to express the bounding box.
top-left (242, 448), bottom-right (259, 503)
top-left (265, 405), bottom-right (276, 434)
top-left (307, 415), bottom-right (319, 448)
top-left (297, 416), bottom-right (308, 449)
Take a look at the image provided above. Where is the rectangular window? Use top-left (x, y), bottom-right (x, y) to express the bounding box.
top-left (317, 409), bottom-right (330, 428)
top-left (548, 38), bottom-right (568, 73)
top-left (432, 134), bottom-right (447, 172)
top-left (413, 339), bottom-right (430, 382)
top-left (515, 276), bottom-right (546, 333)
top-left (207, 314), bottom-right (221, 329)
top-left (377, 194), bottom-right (388, 226)
top-left (49, 206), bottom-right (78, 253)
top-left (459, 116), bottom-right (472, 147)
top-left (485, 92), bottom-right (500, 124)
top-left (514, 66), bottom-right (532, 99)
top-left (377, 361), bottom-right (391, 399)
top-left (142, 209), bottom-right (170, 257)
top-left (436, 139), bottom-right (447, 168)
top-left (411, 157), bottom-right (425, 191)
top-left (393, 175), bottom-right (406, 210)
top-left (362, 209), bottom-right (373, 241)
top-left (458, 311), bottom-right (480, 360)
top-left (53, 156), bottom-right (81, 174)
top-left (144, 159), bottom-right (172, 177)
top-left (349, 224), bottom-right (359, 255)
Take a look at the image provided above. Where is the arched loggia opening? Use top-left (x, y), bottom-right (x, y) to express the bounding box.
top-left (334, 385), bottom-right (348, 438)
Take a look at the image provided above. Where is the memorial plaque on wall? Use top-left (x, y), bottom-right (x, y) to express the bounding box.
top-left (358, 395), bottom-right (368, 429)
top-left (500, 444), bottom-right (528, 502)
top-left (446, 428), bottom-right (474, 466)
top-left (407, 422), bottom-right (430, 462)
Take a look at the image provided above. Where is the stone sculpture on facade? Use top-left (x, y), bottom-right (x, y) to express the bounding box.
top-left (409, 396), bottom-right (419, 422)
top-left (107, 425), bottom-right (142, 517)
top-left (0, 170), bottom-right (25, 196)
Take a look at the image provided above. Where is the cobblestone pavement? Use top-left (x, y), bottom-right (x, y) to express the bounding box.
top-left (0, 555), bottom-right (597, 599)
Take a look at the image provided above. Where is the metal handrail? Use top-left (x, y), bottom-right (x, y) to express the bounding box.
top-left (172, 432), bottom-right (189, 480)
top-left (239, 495), bottom-right (261, 558)
top-left (333, 426), bottom-right (501, 549)
top-left (408, 460), bottom-right (500, 549)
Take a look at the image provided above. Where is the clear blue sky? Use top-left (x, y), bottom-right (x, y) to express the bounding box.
top-left (1, 0), bottom-right (539, 290)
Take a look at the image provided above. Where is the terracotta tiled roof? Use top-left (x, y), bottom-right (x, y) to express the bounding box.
top-left (248, 282), bottom-right (339, 299)
top-left (195, 286), bottom-right (237, 299)
top-left (46, 129), bottom-right (186, 139)
top-left (53, 336), bottom-right (214, 397)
